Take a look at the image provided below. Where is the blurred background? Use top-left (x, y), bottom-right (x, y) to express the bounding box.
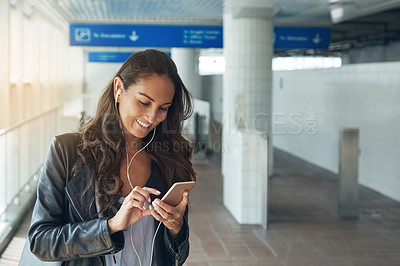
top-left (0, 0), bottom-right (399, 265)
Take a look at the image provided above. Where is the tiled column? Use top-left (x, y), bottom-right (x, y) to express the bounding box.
top-left (171, 48), bottom-right (201, 99)
top-left (222, 0), bottom-right (274, 224)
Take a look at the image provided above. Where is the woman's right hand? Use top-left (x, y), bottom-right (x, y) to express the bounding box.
top-left (107, 186), bottom-right (161, 234)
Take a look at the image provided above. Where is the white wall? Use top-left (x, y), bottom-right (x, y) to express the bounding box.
top-left (200, 75), bottom-right (223, 123)
top-left (0, 0), bottom-right (9, 129)
top-left (0, 0), bottom-right (84, 214)
top-left (273, 62), bottom-right (400, 202)
top-left (84, 59), bottom-right (121, 117)
top-left (0, 1), bottom-right (85, 128)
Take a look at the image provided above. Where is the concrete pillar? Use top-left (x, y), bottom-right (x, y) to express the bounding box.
top-left (171, 48), bottom-right (201, 99)
top-left (338, 128), bottom-right (360, 219)
top-left (222, 0), bottom-right (274, 224)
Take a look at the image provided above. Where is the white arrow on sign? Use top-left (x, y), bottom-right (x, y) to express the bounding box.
top-left (312, 33), bottom-right (321, 44)
top-left (129, 31), bottom-right (139, 42)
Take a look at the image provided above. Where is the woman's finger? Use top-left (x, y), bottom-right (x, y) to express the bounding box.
top-left (176, 191), bottom-right (189, 209)
top-left (152, 200), bottom-right (172, 220)
top-left (143, 187), bottom-right (161, 196)
top-left (130, 186), bottom-right (160, 203)
top-left (141, 208), bottom-right (153, 217)
top-left (149, 205), bottom-right (165, 222)
top-left (125, 198), bottom-right (146, 211)
top-left (154, 198), bottom-right (174, 214)
top-left (123, 190), bottom-right (146, 210)
top-left (131, 186), bottom-right (151, 202)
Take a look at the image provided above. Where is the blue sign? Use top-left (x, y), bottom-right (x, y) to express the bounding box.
top-left (71, 24), bottom-right (223, 48)
top-left (274, 26), bottom-right (331, 50)
top-left (88, 51), bottom-right (171, 63)
top-left (88, 52), bottom-right (133, 63)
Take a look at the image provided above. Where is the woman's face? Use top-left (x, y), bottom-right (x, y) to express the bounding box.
top-left (115, 74), bottom-right (175, 141)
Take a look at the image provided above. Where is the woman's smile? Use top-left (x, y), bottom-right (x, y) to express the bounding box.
top-left (135, 118), bottom-right (151, 128)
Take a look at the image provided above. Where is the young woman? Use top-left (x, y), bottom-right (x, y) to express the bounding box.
top-left (27, 49), bottom-right (196, 265)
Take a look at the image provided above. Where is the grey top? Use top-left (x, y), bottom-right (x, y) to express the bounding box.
top-left (96, 198), bottom-right (158, 266)
top-left (96, 160), bottom-right (166, 266)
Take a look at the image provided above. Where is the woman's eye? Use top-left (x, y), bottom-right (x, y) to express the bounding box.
top-left (139, 101), bottom-right (150, 106)
top-left (160, 107), bottom-right (168, 111)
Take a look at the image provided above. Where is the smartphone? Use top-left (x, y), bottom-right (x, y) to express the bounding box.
top-left (161, 181), bottom-right (196, 206)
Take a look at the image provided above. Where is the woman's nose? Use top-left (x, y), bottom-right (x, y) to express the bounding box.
top-left (146, 109), bottom-right (158, 124)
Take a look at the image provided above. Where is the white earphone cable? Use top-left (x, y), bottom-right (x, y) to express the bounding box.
top-left (115, 86), bottom-right (164, 266)
top-left (129, 220), bottom-right (161, 266)
top-left (125, 127), bottom-right (158, 266)
top-left (149, 221), bottom-right (162, 266)
top-left (126, 127), bottom-right (156, 191)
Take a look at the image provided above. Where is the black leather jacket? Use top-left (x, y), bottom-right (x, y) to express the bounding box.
top-left (28, 133), bottom-right (189, 265)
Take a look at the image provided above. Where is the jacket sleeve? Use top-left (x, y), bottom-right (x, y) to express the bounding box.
top-left (162, 214), bottom-right (190, 265)
top-left (28, 135), bottom-right (124, 261)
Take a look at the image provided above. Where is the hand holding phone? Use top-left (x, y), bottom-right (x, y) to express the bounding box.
top-left (161, 181), bottom-right (195, 206)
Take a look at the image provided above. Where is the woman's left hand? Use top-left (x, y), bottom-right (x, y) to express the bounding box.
top-left (149, 191), bottom-right (189, 239)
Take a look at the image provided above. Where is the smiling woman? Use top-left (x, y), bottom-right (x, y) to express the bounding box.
top-left (25, 49), bottom-right (197, 266)
top-left (115, 74), bottom-right (175, 140)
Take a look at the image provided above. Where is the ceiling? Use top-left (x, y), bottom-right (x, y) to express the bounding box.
top-left (330, 7), bottom-right (400, 51)
top-left (30, 0), bottom-right (400, 54)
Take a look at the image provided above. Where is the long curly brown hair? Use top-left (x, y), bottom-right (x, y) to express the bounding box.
top-left (75, 49), bottom-right (196, 217)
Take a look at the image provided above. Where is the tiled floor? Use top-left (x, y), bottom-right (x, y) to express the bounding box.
top-left (186, 149), bottom-right (400, 266)
top-left (2, 149), bottom-right (400, 265)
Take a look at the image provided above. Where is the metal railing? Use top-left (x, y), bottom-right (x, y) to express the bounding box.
top-left (0, 106), bottom-right (79, 255)
top-left (0, 107), bottom-right (60, 214)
